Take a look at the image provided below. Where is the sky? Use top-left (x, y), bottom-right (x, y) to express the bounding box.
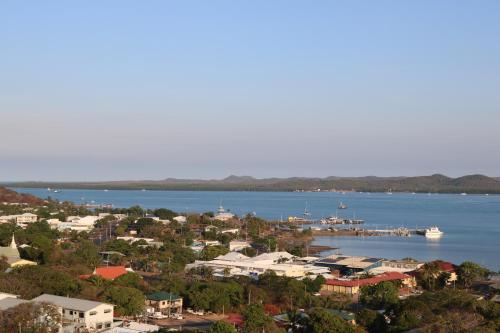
top-left (1, 1), bottom-right (499, 181)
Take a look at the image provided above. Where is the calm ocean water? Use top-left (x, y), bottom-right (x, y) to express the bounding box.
top-left (12, 188), bottom-right (500, 270)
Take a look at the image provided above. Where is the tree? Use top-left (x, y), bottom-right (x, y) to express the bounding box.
top-left (360, 281), bottom-right (399, 309)
top-left (113, 272), bottom-right (144, 290)
top-left (304, 275), bottom-right (326, 293)
top-left (419, 262), bottom-right (440, 291)
top-left (154, 208), bottom-right (177, 221)
top-left (306, 308), bottom-right (355, 333)
top-left (356, 309), bottom-right (388, 333)
top-left (208, 321), bottom-right (237, 333)
top-left (73, 240), bottom-right (101, 267)
top-left (0, 302), bottom-right (61, 333)
top-left (104, 286), bottom-right (145, 316)
top-left (457, 261), bottom-right (489, 289)
top-left (243, 304), bottom-right (272, 333)
top-left (200, 245), bottom-right (228, 261)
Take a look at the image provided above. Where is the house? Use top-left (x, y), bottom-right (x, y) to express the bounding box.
top-left (0, 213), bottom-right (38, 226)
top-left (64, 215), bottom-right (101, 231)
top-left (435, 261), bottom-right (458, 283)
top-left (221, 228), bottom-right (239, 235)
top-left (229, 240), bottom-right (251, 251)
top-left (80, 266), bottom-right (130, 280)
top-left (116, 236), bottom-right (163, 248)
top-left (0, 235), bottom-right (37, 270)
top-left (321, 271), bottom-right (416, 295)
top-left (32, 294), bottom-right (114, 332)
top-left (145, 291), bottom-right (183, 315)
top-left (173, 216), bottom-right (187, 224)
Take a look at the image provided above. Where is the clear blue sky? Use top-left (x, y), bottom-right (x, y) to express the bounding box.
top-left (1, 1), bottom-right (499, 181)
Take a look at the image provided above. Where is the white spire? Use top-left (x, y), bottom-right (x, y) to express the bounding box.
top-left (10, 234), bottom-right (17, 249)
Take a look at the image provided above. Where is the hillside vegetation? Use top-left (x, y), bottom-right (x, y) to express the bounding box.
top-left (0, 187), bottom-right (45, 205)
top-left (4, 174), bottom-right (500, 193)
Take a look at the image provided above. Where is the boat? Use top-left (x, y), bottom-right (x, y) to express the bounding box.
top-left (303, 202), bottom-right (311, 217)
top-left (386, 188), bottom-right (393, 195)
top-left (460, 193), bottom-right (467, 196)
top-left (338, 202), bottom-right (347, 209)
top-left (424, 226), bottom-right (443, 238)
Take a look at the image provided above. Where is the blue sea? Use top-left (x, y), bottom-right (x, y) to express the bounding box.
top-left (12, 188), bottom-right (500, 270)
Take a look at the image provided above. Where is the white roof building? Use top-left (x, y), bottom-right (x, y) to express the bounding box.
top-left (173, 216), bottom-right (187, 224)
top-left (32, 294), bottom-right (114, 332)
top-left (186, 251), bottom-right (328, 279)
top-left (0, 213), bottom-right (38, 226)
top-left (229, 240), bottom-right (251, 251)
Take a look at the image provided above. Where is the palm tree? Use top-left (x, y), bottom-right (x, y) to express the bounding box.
top-left (420, 262), bottom-right (440, 290)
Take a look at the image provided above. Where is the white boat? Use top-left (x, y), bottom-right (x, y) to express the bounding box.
top-left (338, 202), bottom-right (347, 209)
top-left (425, 226), bottom-right (443, 238)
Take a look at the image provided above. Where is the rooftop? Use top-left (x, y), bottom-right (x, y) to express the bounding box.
top-left (146, 291), bottom-right (181, 301)
top-left (325, 272), bottom-right (411, 287)
top-left (316, 254), bottom-right (382, 269)
top-left (32, 294), bottom-right (112, 312)
top-left (94, 266), bottom-right (128, 280)
top-left (0, 297), bottom-right (29, 310)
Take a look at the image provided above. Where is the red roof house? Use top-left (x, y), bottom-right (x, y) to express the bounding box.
top-left (79, 266), bottom-right (129, 280)
top-left (224, 313), bottom-right (244, 328)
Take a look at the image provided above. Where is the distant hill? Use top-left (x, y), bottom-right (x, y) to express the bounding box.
top-left (0, 186), bottom-right (44, 205)
top-left (4, 174), bottom-right (500, 194)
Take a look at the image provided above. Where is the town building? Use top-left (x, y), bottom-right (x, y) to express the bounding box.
top-left (48, 215), bottom-right (101, 232)
top-left (368, 259), bottom-right (424, 275)
top-left (173, 216), bottom-right (187, 224)
top-left (145, 291), bottom-right (183, 316)
top-left (229, 240), bottom-right (251, 251)
top-left (321, 271), bottom-right (416, 295)
top-left (0, 235), bottom-right (37, 270)
top-left (314, 254), bottom-right (383, 275)
top-left (186, 251), bottom-right (330, 279)
top-left (0, 213), bottom-right (38, 226)
top-left (32, 294), bottom-right (114, 332)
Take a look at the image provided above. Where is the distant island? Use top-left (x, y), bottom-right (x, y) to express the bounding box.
top-left (3, 174), bottom-right (500, 194)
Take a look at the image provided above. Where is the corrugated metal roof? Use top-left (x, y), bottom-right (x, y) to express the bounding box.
top-left (0, 298), bottom-right (29, 310)
top-left (32, 294), bottom-right (112, 312)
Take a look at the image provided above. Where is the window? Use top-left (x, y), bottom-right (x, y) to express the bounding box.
top-left (79, 312), bottom-right (84, 318)
top-left (90, 311), bottom-right (97, 316)
top-left (104, 309), bottom-right (111, 313)
top-left (97, 324), bottom-right (103, 329)
top-left (105, 323), bottom-right (111, 328)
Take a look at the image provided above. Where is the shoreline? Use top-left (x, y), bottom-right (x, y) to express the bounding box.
top-left (5, 185), bottom-right (500, 195)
